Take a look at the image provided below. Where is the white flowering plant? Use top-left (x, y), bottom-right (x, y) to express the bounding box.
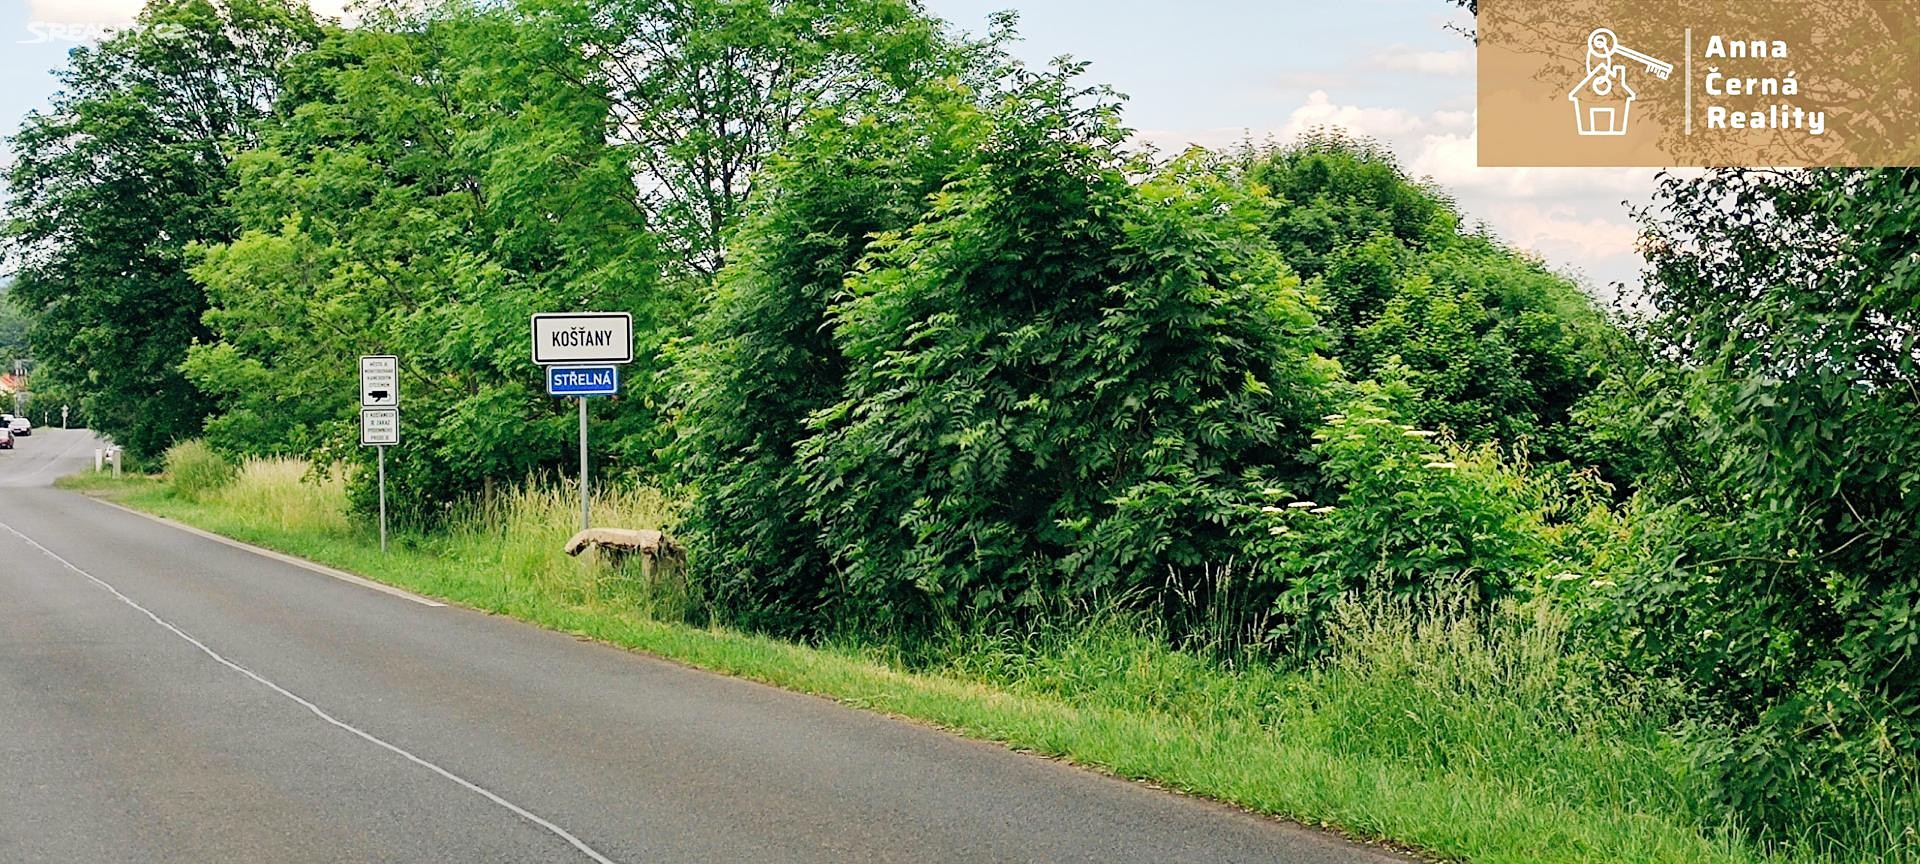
top-left (1241, 387), bottom-right (1552, 654)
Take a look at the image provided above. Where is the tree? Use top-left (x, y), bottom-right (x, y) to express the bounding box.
top-left (1, 0), bottom-right (323, 458)
top-left (1226, 135), bottom-right (1613, 466)
top-left (188, 2), bottom-right (664, 520)
top-left (1599, 168), bottom-right (1920, 840)
top-left (668, 12), bottom-right (1018, 633)
top-left (669, 80), bottom-right (991, 633)
top-left (527, 0), bottom-right (952, 278)
top-left (795, 80), bottom-right (1332, 636)
top-left (0, 280), bottom-right (30, 369)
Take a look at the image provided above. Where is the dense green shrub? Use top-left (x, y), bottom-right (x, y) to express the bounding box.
top-left (1245, 386), bottom-right (1551, 651)
top-left (1230, 133), bottom-right (1456, 284)
top-left (670, 81), bottom-right (991, 635)
top-left (1223, 137), bottom-right (1613, 468)
top-left (680, 110), bottom-right (1615, 652)
top-left (164, 439), bottom-right (238, 502)
top-left (1351, 238), bottom-right (1611, 455)
top-left (798, 109), bottom-right (1331, 636)
top-left (1591, 168), bottom-right (1920, 855)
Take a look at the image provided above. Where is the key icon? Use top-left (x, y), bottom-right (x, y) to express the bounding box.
top-left (1588, 28), bottom-right (1673, 80)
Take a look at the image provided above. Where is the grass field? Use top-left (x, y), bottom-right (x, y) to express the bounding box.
top-left (60, 458), bottom-right (1902, 864)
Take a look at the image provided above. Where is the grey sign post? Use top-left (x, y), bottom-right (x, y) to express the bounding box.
top-left (532, 314), bottom-right (632, 531)
top-left (360, 355), bottom-right (400, 552)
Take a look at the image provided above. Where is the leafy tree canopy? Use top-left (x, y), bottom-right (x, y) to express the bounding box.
top-left (1, 0), bottom-right (324, 458)
top-left (187, 2), bottom-right (666, 520)
top-left (1225, 134), bottom-right (1614, 467)
top-left (1590, 169), bottom-right (1920, 837)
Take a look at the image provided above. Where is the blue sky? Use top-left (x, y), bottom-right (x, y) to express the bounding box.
top-left (1, 0), bottom-right (1657, 294)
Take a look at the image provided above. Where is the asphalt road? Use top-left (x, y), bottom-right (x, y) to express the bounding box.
top-left (0, 428), bottom-right (1406, 864)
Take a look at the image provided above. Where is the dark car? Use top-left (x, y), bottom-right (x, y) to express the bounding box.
top-left (0, 428), bottom-right (13, 449)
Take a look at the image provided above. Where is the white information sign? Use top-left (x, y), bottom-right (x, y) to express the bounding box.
top-left (360, 355), bottom-right (399, 407)
top-left (531, 313), bottom-right (633, 365)
top-left (360, 408), bottom-right (399, 446)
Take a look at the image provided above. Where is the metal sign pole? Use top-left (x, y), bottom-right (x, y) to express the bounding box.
top-left (377, 445), bottom-right (388, 554)
top-left (360, 355), bottom-right (400, 553)
top-left (533, 314), bottom-right (628, 532)
top-left (578, 396), bottom-right (590, 531)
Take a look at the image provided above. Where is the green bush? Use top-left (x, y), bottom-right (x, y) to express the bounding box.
top-left (1226, 136), bottom-right (1614, 469)
top-left (669, 81), bottom-right (993, 636)
top-left (164, 439), bottom-right (238, 502)
top-left (1229, 132), bottom-right (1456, 283)
top-left (799, 115), bottom-right (1330, 636)
top-left (1591, 168), bottom-right (1920, 858)
top-left (1244, 385), bottom-right (1552, 652)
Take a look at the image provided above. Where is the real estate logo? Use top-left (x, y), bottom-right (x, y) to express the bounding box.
top-left (1568, 28), bottom-right (1670, 136)
top-left (1478, 0), bottom-right (1920, 167)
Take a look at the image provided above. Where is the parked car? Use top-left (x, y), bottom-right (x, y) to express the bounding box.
top-left (0, 428), bottom-right (13, 449)
top-left (9, 417), bottom-right (30, 436)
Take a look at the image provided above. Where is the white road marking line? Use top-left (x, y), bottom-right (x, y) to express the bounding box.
top-left (0, 519), bottom-right (622, 864)
top-left (84, 498), bottom-right (444, 607)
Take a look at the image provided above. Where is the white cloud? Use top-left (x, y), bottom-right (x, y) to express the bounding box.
top-left (26, 0), bottom-right (141, 25)
top-left (1398, 122), bottom-right (1657, 292)
top-left (1133, 93), bottom-right (1465, 159)
top-left (1483, 202), bottom-right (1649, 297)
top-left (1277, 90), bottom-right (1430, 141)
top-left (1486, 203), bottom-right (1641, 260)
top-left (1406, 126), bottom-right (1652, 202)
top-left (1367, 46), bottom-right (1473, 77)
top-left (1131, 91), bottom-right (1666, 296)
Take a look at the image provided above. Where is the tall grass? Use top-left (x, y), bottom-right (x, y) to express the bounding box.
top-left (941, 594), bottom-right (1920, 863)
top-left (935, 593), bottom-right (1743, 851)
top-left (165, 458), bottom-right (691, 618)
top-left (209, 459), bottom-right (351, 533)
top-left (161, 439), bottom-right (237, 502)
top-left (85, 457), bottom-right (1919, 864)
top-left (435, 480), bottom-right (694, 620)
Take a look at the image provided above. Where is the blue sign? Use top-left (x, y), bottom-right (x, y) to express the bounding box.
top-left (547, 365), bottom-right (619, 397)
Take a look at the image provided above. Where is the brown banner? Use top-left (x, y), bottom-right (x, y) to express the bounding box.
top-left (1478, 0), bottom-right (1920, 166)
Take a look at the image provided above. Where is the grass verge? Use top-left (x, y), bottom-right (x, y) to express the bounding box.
top-left (58, 460), bottom-right (1883, 864)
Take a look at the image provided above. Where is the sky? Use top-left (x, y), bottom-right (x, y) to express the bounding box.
top-left (0, 0), bottom-right (1659, 296)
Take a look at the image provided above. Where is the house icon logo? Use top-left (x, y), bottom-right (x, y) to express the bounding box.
top-left (1568, 27), bottom-right (1670, 136)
